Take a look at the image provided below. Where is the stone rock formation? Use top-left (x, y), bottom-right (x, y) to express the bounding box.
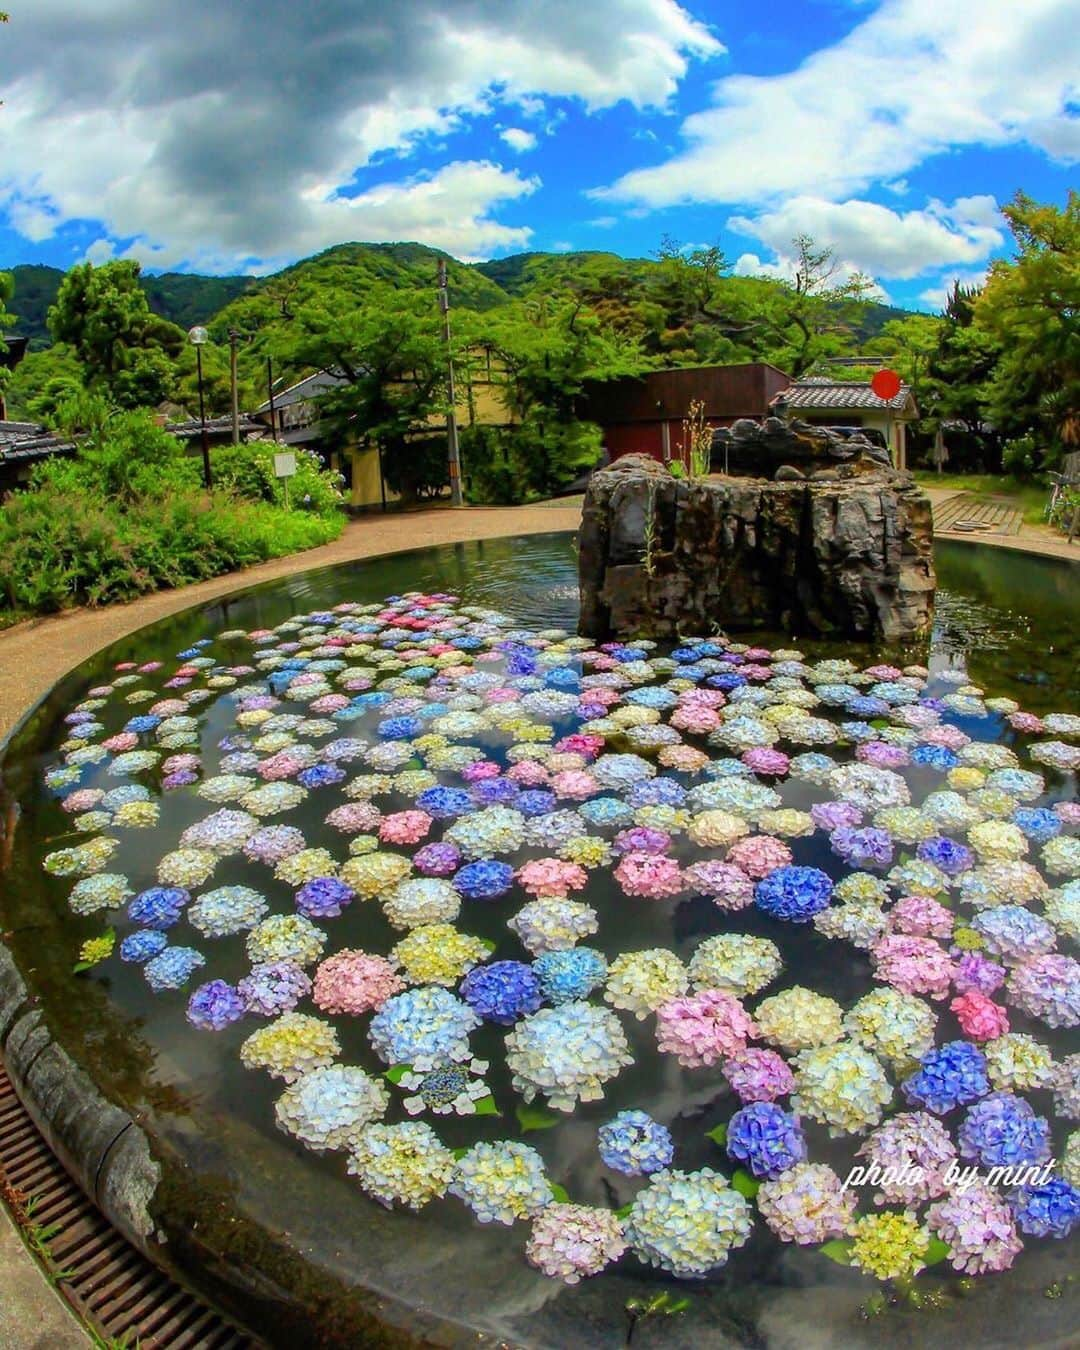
top-left (578, 429), bottom-right (935, 642)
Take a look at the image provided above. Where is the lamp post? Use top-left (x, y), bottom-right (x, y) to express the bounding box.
top-left (187, 325), bottom-right (212, 489)
top-left (436, 260), bottom-right (463, 507)
top-left (228, 328), bottom-right (241, 446)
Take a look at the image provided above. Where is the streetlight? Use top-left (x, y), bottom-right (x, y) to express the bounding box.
top-left (188, 325), bottom-right (212, 489)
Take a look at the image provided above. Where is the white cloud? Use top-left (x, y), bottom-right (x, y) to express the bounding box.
top-left (734, 249), bottom-right (890, 302)
top-left (499, 127), bottom-right (538, 153)
top-left (0, 0), bottom-right (719, 270)
top-left (587, 216), bottom-right (619, 228)
top-left (598, 0), bottom-right (1079, 209)
top-left (919, 268), bottom-right (989, 310)
top-left (729, 195), bottom-right (1005, 279)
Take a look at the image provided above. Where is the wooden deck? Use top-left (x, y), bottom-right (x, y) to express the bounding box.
top-left (933, 493), bottom-right (1023, 536)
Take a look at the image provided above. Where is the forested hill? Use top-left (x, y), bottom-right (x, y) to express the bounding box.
top-left (9, 264), bottom-right (255, 347)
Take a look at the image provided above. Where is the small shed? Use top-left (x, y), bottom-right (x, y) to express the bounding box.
top-left (774, 378), bottom-right (918, 470)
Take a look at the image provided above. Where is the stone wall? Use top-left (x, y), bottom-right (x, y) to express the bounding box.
top-left (578, 449), bottom-right (935, 641)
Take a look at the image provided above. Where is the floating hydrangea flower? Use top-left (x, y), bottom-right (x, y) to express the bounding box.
top-left (1008, 1178), bottom-right (1080, 1240)
top-left (509, 898), bottom-right (598, 954)
top-left (449, 1141), bottom-right (553, 1224)
top-left (792, 1041), bottom-right (891, 1136)
top-left (68, 873), bottom-right (132, 916)
top-left (755, 988), bottom-right (843, 1051)
top-left (155, 848), bottom-right (217, 888)
top-left (506, 1002), bottom-right (632, 1110)
top-left (612, 851), bottom-right (684, 899)
top-left (684, 860), bottom-right (755, 910)
top-left (902, 1040), bottom-right (989, 1115)
top-left (597, 1110), bottom-right (674, 1175)
top-left (313, 950), bottom-right (403, 1014)
top-left (688, 934), bottom-right (782, 998)
top-left (872, 934), bottom-right (954, 1000)
top-left (239, 961), bottom-right (312, 1016)
top-left (368, 987), bottom-right (479, 1070)
top-left (517, 857), bottom-right (588, 899)
top-left (188, 885), bottom-right (268, 937)
top-left (186, 979), bottom-right (245, 1030)
top-left (245, 912), bottom-right (325, 966)
top-left (857, 1112), bottom-right (956, 1205)
top-left (531, 947), bottom-right (606, 1004)
top-left (982, 1033), bottom-right (1053, 1093)
top-left (656, 989), bottom-right (755, 1068)
top-left (927, 1181), bottom-right (1022, 1274)
top-left (445, 805), bottom-right (525, 859)
top-left (754, 866), bottom-right (832, 923)
top-left (389, 924), bottom-right (488, 987)
top-left (848, 1211), bottom-right (929, 1281)
top-left (721, 1048), bottom-right (795, 1103)
top-left (293, 876), bottom-right (354, 920)
top-left (347, 1121), bottom-right (455, 1210)
top-left (144, 945), bottom-right (205, 991)
top-left (127, 886), bottom-right (189, 929)
top-left (119, 930), bottom-right (167, 963)
top-left (726, 1102), bottom-right (805, 1178)
top-left (756, 1162), bottom-right (856, 1245)
top-left (381, 877), bottom-right (460, 930)
top-left (525, 1204), bottom-right (627, 1284)
top-left (275, 1065), bottom-right (389, 1151)
top-left (843, 988), bottom-right (936, 1069)
top-left (1007, 954), bottom-right (1080, 1028)
top-left (243, 825), bottom-right (307, 864)
top-left (460, 960), bottom-right (542, 1023)
top-left (1044, 835), bottom-right (1080, 878)
top-left (830, 827), bottom-right (894, 870)
top-left (605, 949), bottom-right (688, 1018)
top-left (624, 1169), bottom-right (752, 1276)
top-left (340, 851), bottom-right (412, 899)
top-left (972, 907), bottom-right (1056, 964)
top-left (959, 1093), bottom-right (1051, 1168)
top-left (951, 990), bottom-right (1009, 1041)
top-left (726, 835), bottom-right (793, 879)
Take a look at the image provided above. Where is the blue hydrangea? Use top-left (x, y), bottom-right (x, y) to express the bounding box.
top-left (911, 744), bottom-right (961, 770)
top-left (627, 778), bottom-right (687, 808)
top-left (829, 827), bottom-right (894, 870)
top-left (1012, 807), bottom-right (1062, 843)
top-left (471, 778), bottom-right (520, 806)
top-left (127, 886), bottom-right (189, 929)
top-left (1008, 1178), bottom-right (1080, 1239)
top-left (295, 876), bottom-right (355, 919)
top-left (959, 1093), bottom-right (1052, 1169)
top-left (460, 961), bottom-right (543, 1024)
top-left (187, 980), bottom-right (246, 1030)
top-left (597, 1110), bottom-right (674, 1175)
top-left (453, 860), bottom-right (515, 900)
top-left (377, 716), bottom-right (424, 740)
top-left (726, 1103), bottom-right (807, 1178)
top-left (847, 695), bottom-right (889, 718)
top-left (754, 867), bottom-right (833, 923)
top-left (917, 835), bottom-right (975, 875)
top-left (123, 715), bottom-right (161, 733)
top-left (416, 786), bottom-right (475, 819)
top-left (534, 947), bottom-right (608, 1004)
top-left (545, 667), bottom-right (580, 690)
top-left (297, 763), bottom-right (347, 789)
top-left (706, 672), bottom-right (746, 691)
top-left (368, 987), bottom-right (480, 1069)
top-left (145, 945), bottom-right (205, 991)
top-left (119, 929), bottom-right (167, 963)
top-left (516, 790), bottom-right (558, 817)
top-left (578, 797), bottom-right (634, 828)
top-left (903, 1041), bottom-right (990, 1114)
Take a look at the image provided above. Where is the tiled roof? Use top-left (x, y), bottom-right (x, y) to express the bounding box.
top-left (775, 379), bottom-right (913, 413)
top-left (0, 420), bottom-right (43, 447)
top-left (0, 415), bottom-right (266, 467)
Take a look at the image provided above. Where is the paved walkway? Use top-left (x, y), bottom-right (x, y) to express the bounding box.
top-left (924, 487), bottom-right (1079, 561)
top-left (0, 1216), bottom-right (86, 1348)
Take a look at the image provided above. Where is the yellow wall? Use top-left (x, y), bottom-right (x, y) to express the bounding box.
top-left (346, 444), bottom-right (401, 510)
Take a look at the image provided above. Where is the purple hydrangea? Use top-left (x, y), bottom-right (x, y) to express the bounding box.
top-left (295, 876), bottom-right (355, 919)
top-left (953, 951), bottom-right (1007, 996)
top-left (598, 1110), bottom-right (674, 1175)
top-left (297, 763), bottom-right (347, 789)
top-left (902, 1040), bottom-right (990, 1114)
top-left (627, 778), bottom-right (687, 808)
top-left (917, 836), bottom-right (975, 875)
top-left (460, 961), bottom-right (542, 1024)
top-left (516, 790), bottom-right (558, 817)
top-left (754, 867), bottom-right (833, 924)
top-left (958, 1093), bottom-right (1052, 1168)
top-left (829, 826), bottom-right (894, 870)
top-left (911, 744), bottom-right (960, 770)
top-left (453, 859), bottom-right (515, 900)
top-left (413, 842), bottom-right (462, 876)
top-left (811, 800), bottom-right (863, 831)
top-left (238, 960), bottom-right (312, 1015)
top-left (726, 1103), bottom-right (807, 1178)
top-left (187, 979), bottom-right (246, 1030)
top-left (471, 777), bottom-right (520, 806)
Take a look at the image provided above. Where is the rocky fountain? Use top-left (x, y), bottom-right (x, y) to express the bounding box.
top-left (578, 417), bottom-right (935, 642)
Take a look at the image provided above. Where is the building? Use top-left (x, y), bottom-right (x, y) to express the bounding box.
top-left (773, 377), bottom-right (918, 470)
top-left (579, 364), bottom-right (792, 467)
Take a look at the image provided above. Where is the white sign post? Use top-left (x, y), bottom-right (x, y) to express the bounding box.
top-left (274, 451), bottom-right (297, 508)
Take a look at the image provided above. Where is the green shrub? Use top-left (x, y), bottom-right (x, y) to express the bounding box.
top-left (462, 419), bottom-right (602, 505)
top-left (211, 442), bottom-right (345, 516)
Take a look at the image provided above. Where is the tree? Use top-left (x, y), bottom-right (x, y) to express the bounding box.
top-left (274, 285), bottom-right (449, 502)
top-left (2, 342), bottom-right (84, 421)
top-left (0, 269), bottom-right (16, 410)
top-left (866, 314), bottom-right (944, 419)
top-left (974, 191), bottom-right (1079, 468)
top-left (47, 260), bottom-right (185, 408)
top-left (925, 282), bottom-right (1005, 472)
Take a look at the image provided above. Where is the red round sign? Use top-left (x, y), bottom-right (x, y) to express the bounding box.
top-left (871, 368), bottom-right (902, 401)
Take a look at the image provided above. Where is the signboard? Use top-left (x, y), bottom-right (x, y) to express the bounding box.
top-left (273, 452), bottom-right (297, 479)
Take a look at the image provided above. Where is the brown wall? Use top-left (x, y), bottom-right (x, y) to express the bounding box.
top-left (581, 363), bottom-right (791, 427)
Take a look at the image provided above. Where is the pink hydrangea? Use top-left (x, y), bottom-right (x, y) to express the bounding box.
top-left (1008, 711), bottom-right (1045, 734)
top-left (524, 1204), bottom-right (627, 1283)
top-left (670, 704), bottom-right (721, 734)
top-left (656, 989), bottom-right (756, 1067)
top-left (378, 810), bottom-right (433, 845)
top-left (950, 990), bottom-right (1010, 1041)
top-left (927, 1181), bottom-right (1022, 1274)
top-left (507, 760), bottom-right (550, 786)
top-left (872, 934), bottom-right (955, 1000)
top-left (551, 770), bottom-right (600, 800)
top-left (516, 857), bottom-right (589, 899)
top-left (61, 789), bottom-right (105, 814)
top-left (103, 732), bottom-right (139, 752)
top-left (856, 741), bottom-right (910, 769)
top-left (684, 860), bottom-right (755, 910)
top-left (726, 835), bottom-right (793, 879)
top-left (742, 748), bottom-right (791, 776)
top-left (722, 1048), bottom-right (795, 1102)
top-left (1056, 801), bottom-right (1080, 827)
top-left (555, 734), bottom-right (605, 759)
top-left (889, 894), bottom-right (954, 939)
top-left (313, 950), bottom-right (403, 1015)
top-left (325, 802), bottom-right (382, 833)
top-left (461, 760), bottom-right (501, 782)
top-left (922, 725), bottom-right (971, 749)
top-left (310, 693), bottom-right (350, 713)
top-left (613, 852), bottom-right (684, 899)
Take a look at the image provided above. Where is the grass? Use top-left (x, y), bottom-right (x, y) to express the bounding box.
top-left (913, 472), bottom-right (1050, 527)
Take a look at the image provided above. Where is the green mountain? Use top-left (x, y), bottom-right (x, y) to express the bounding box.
top-left (7, 263), bottom-right (254, 347)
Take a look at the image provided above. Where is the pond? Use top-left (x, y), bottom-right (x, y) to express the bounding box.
top-left (0, 533), bottom-right (1076, 1350)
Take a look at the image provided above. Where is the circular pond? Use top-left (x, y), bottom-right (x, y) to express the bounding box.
top-left (0, 534), bottom-right (1077, 1350)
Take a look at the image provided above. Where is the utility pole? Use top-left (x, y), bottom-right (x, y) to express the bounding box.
top-left (437, 259), bottom-right (463, 507)
top-left (228, 329), bottom-right (240, 445)
top-left (267, 356), bottom-right (278, 442)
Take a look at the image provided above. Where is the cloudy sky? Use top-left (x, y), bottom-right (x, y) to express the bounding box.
top-left (0, 0), bottom-right (1076, 309)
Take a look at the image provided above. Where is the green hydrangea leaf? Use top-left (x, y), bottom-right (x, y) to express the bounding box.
top-left (819, 1238), bottom-right (855, 1265)
top-left (705, 1123), bottom-right (728, 1146)
top-left (516, 1103), bottom-right (559, 1133)
top-left (383, 1064), bottom-right (411, 1084)
top-left (473, 1095), bottom-right (500, 1116)
top-left (924, 1237), bottom-right (951, 1266)
top-left (549, 1182), bottom-right (570, 1203)
top-left (731, 1169), bottom-right (760, 1199)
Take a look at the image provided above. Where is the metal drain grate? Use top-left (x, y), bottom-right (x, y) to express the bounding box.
top-left (0, 1064), bottom-right (256, 1349)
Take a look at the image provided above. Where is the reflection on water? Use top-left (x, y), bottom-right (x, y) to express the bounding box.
top-left (0, 532), bottom-right (1077, 1350)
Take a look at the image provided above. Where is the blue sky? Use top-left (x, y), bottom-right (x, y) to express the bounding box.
top-left (0, 0), bottom-right (1076, 311)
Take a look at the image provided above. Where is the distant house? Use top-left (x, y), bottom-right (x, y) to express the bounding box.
top-left (579, 364), bottom-right (793, 468)
top-left (773, 377), bottom-right (918, 470)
